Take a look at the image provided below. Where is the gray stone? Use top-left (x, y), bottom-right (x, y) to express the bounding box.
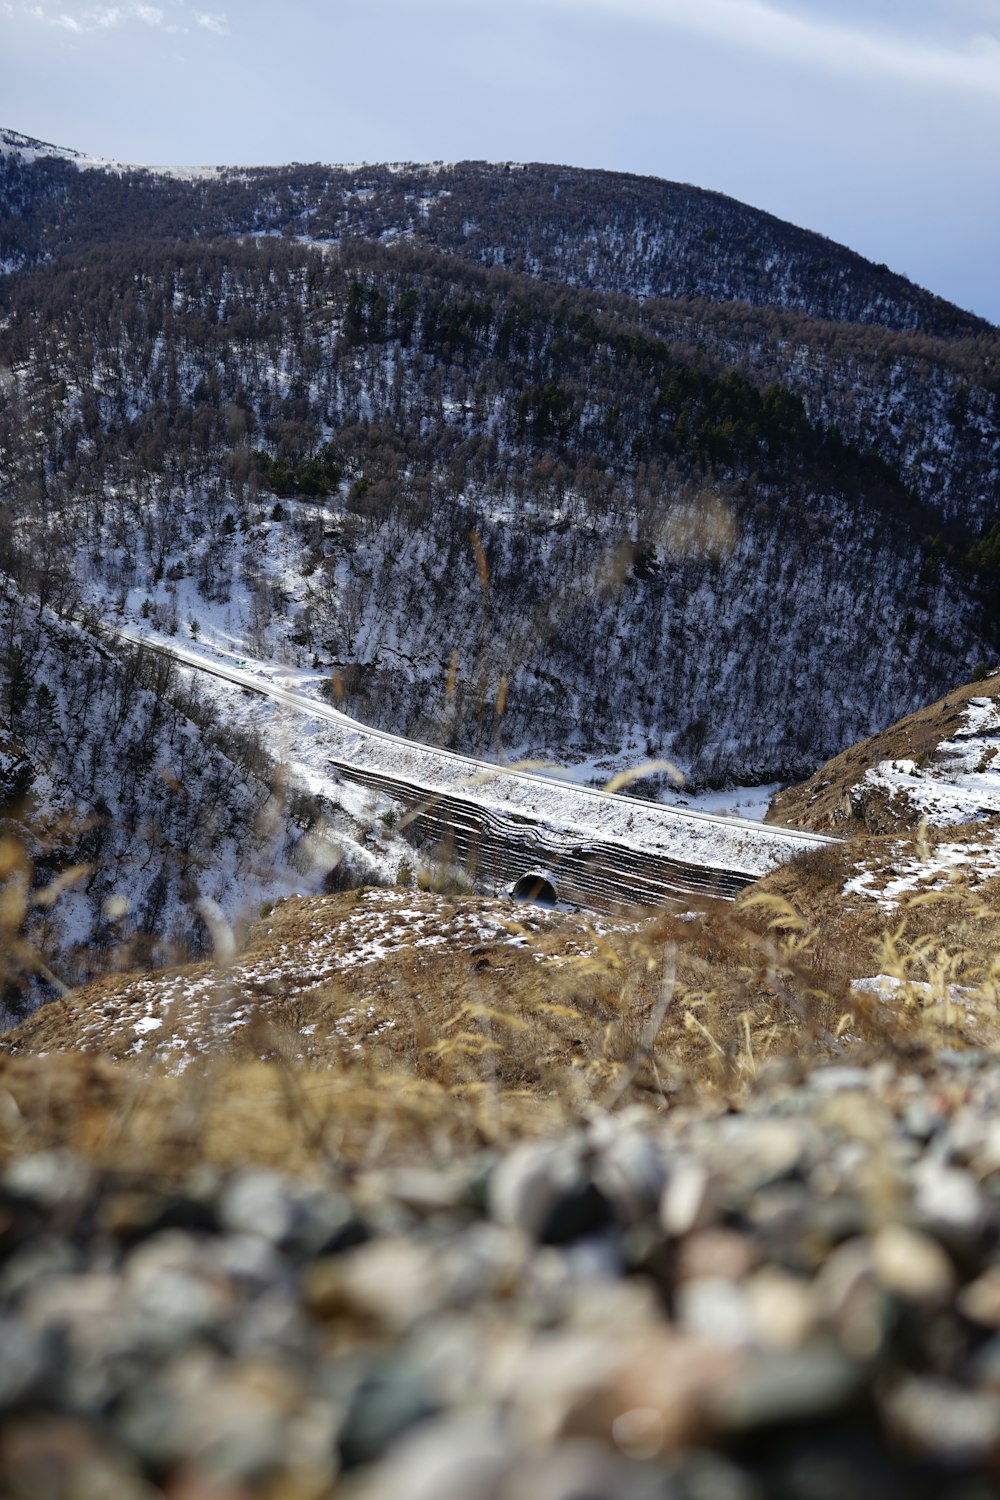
top-left (901, 1102), bottom-right (942, 1143)
top-left (0, 1316), bottom-right (48, 1408)
top-left (226, 1290), bottom-right (310, 1363)
top-left (675, 1278), bottom-right (755, 1347)
top-left (871, 1225), bottom-right (955, 1306)
top-left (964, 1332), bottom-right (1000, 1388)
top-left (116, 1347), bottom-right (297, 1480)
top-left (807, 1067), bottom-right (873, 1094)
top-left (660, 1160), bottom-right (715, 1237)
top-left (349, 1416), bottom-right (510, 1500)
top-left (2, 1149), bottom-right (91, 1207)
top-left (361, 1165), bottom-right (474, 1217)
top-left (339, 1353), bottom-right (440, 1469)
top-left (125, 1233), bottom-right (232, 1351)
top-left (500, 1438), bottom-right (671, 1499)
top-left (130, 1267), bottom-right (231, 1351)
top-left (673, 1451), bottom-right (763, 1500)
top-left (913, 1162), bottom-right (984, 1236)
top-left (710, 1344), bottom-right (864, 1432)
top-left (937, 1050), bottom-right (992, 1072)
top-left (883, 1377), bottom-right (1000, 1461)
top-left (217, 1169), bottom-right (297, 1244)
top-left (218, 1168), bottom-right (361, 1255)
top-left (0, 1233), bottom-right (80, 1301)
top-left (705, 1118), bottom-right (808, 1191)
top-left (488, 1138), bottom-right (612, 1244)
top-left (212, 1230), bottom-right (287, 1293)
top-left (588, 1115), bottom-right (669, 1224)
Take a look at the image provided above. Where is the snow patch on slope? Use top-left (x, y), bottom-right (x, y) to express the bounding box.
top-left (19, 889), bottom-right (584, 1070)
top-left (841, 697), bottom-right (1000, 910)
top-left (0, 127), bottom-right (222, 180)
top-left (845, 834), bottom-right (1000, 908)
top-left (857, 697), bottom-right (1000, 828)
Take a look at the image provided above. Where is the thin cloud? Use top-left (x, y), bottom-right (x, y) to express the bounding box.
top-left (193, 10), bottom-right (227, 35)
top-left (528, 0), bottom-right (1000, 97)
top-left (18, 0), bottom-right (207, 33)
top-left (88, 5), bottom-right (171, 27)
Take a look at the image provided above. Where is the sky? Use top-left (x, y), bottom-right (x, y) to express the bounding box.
top-left (1, 0), bottom-right (998, 323)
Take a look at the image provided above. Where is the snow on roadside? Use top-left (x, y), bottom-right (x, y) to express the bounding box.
top-left (84, 495), bottom-right (823, 883)
top-left (116, 622), bottom-right (829, 880)
top-left (506, 736), bottom-right (780, 820)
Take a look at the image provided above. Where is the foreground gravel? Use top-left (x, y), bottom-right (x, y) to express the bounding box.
top-left (5, 1052), bottom-right (1000, 1498)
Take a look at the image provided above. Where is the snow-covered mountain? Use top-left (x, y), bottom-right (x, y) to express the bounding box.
top-left (0, 128), bottom-right (991, 335)
top-left (3, 235), bottom-right (995, 778)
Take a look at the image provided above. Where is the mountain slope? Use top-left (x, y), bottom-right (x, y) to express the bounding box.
top-left (0, 573), bottom-right (386, 1024)
top-left (767, 670), bottom-right (1000, 832)
top-left (0, 127), bottom-right (991, 336)
top-left (1, 126), bottom-right (999, 998)
top-left (0, 236), bottom-right (994, 788)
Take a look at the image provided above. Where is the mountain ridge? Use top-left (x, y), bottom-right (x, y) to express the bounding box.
top-left (0, 125), bottom-right (991, 337)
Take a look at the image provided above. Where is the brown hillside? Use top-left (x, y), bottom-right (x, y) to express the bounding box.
top-left (0, 884), bottom-right (882, 1139)
top-left (8, 870), bottom-right (1000, 1186)
top-left (767, 669), bottom-right (1000, 832)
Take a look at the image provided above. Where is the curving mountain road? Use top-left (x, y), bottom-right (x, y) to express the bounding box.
top-left (117, 627), bottom-right (837, 910)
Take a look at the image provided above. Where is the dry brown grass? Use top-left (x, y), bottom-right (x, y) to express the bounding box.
top-left (6, 800), bottom-right (1000, 1183)
top-left (10, 879), bottom-right (872, 1079)
top-left (756, 831), bottom-right (1000, 1050)
top-left (0, 880), bottom-right (793, 1171)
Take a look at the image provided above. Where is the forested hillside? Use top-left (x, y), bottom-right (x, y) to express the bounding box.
top-left (1, 127), bottom-right (991, 335)
top-left (0, 580), bottom-right (310, 1023)
top-left (2, 227), bottom-right (998, 783)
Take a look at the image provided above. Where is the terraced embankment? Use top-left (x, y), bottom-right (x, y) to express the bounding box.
top-left (119, 630), bottom-right (838, 912)
top-left (334, 763), bottom-right (758, 909)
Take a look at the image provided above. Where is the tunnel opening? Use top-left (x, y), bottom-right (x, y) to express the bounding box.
top-left (511, 872), bottom-right (558, 908)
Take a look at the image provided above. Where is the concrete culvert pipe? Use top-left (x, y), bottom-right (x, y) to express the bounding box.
top-left (511, 872), bottom-right (558, 908)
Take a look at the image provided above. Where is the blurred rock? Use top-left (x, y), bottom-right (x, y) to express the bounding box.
top-left (882, 1377), bottom-right (1000, 1463)
top-left (960, 1267), bottom-right (1000, 1329)
top-left (348, 1417), bottom-right (510, 1500)
top-left (676, 1278), bottom-right (755, 1348)
top-left (744, 1268), bottom-right (816, 1351)
top-left (488, 1139), bottom-right (613, 1244)
top-left (661, 1160), bottom-right (716, 1237)
top-left (8, 1052), bottom-right (1000, 1494)
top-left (500, 1437), bottom-right (668, 1499)
top-left (218, 1169), bottom-right (363, 1256)
top-left (709, 1344), bottom-right (865, 1433)
top-left (871, 1225), bottom-right (955, 1306)
top-left (2, 1150), bottom-right (91, 1210)
top-left (587, 1114), bottom-right (669, 1225)
top-left (0, 1317), bottom-right (48, 1409)
top-left (339, 1353), bottom-right (441, 1469)
top-left (913, 1163), bottom-right (983, 1238)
